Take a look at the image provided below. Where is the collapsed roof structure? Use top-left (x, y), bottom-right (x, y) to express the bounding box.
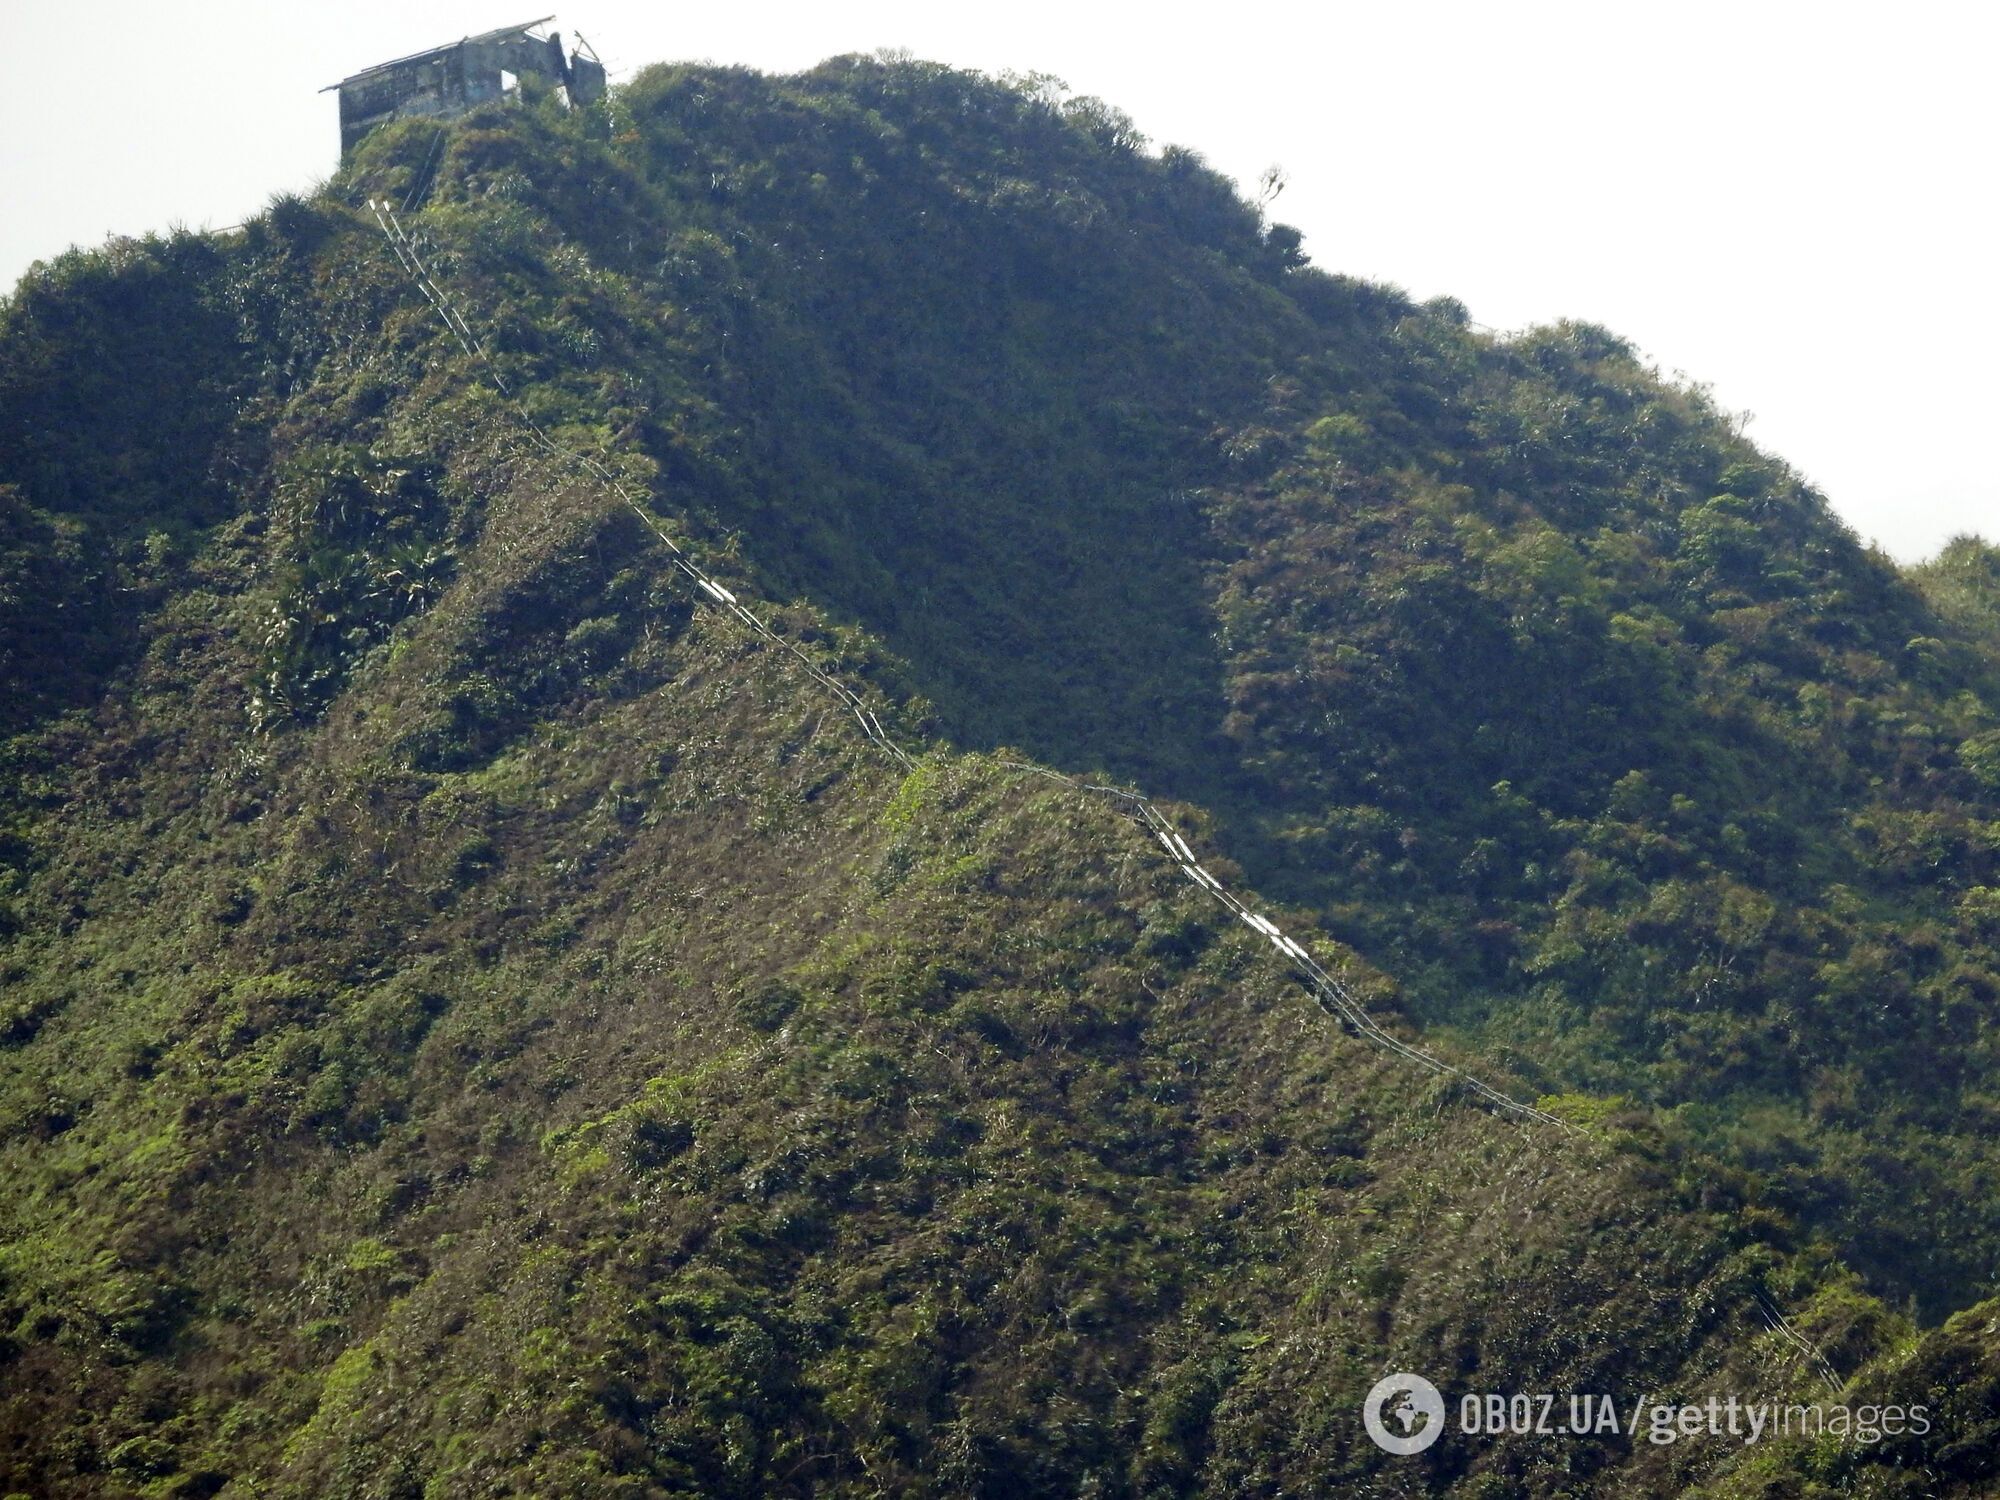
top-left (326, 17), bottom-right (607, 157)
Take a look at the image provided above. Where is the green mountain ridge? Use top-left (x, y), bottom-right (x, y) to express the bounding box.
top-left (3, 52), bottom-right (1999, 1496)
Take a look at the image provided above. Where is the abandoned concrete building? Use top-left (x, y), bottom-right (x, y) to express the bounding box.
top-left (327, 17), bottom-right (607, 157)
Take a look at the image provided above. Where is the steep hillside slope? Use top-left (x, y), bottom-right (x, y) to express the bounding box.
top-left (1, 52), bottom-right (1997, 1498)
top-left (514, 58), bottom-right (2000, 1314)
top-left (0, 390), bottom-right (1854, 1496)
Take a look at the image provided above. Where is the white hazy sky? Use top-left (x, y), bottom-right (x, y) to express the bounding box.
top-left (2, 1), bottom-right (1993, 560)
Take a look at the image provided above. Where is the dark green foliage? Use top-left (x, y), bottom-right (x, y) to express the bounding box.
top-left (256, 445), bottom-right (453, 722)
top-left (0, 486), bottom-right (116, 736)
top-left (0, 50), bottom-right (1995, 1498)
top-left (432, 53), bottom-right (2000, 1318)
top-left (0, 232), bottom-right (243, 530)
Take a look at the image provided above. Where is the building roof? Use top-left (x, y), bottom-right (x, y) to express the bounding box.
top-left (323, 17), bottom-right (556, 92)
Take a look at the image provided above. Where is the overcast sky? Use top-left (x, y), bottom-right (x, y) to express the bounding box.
top-left (3, 1), bottom-right (1992, 561)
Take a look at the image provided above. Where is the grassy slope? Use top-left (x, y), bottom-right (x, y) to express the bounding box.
top-left (0, 394), bottom-right (1843, 1495)
top-left (0, 54), bottom-right (1996, 1498)
top-left (549, 58), bottom-right (2000, 1317)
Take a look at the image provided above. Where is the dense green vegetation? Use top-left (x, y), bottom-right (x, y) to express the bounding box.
top-left (2, 52), bottom-right (1997, 1496)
